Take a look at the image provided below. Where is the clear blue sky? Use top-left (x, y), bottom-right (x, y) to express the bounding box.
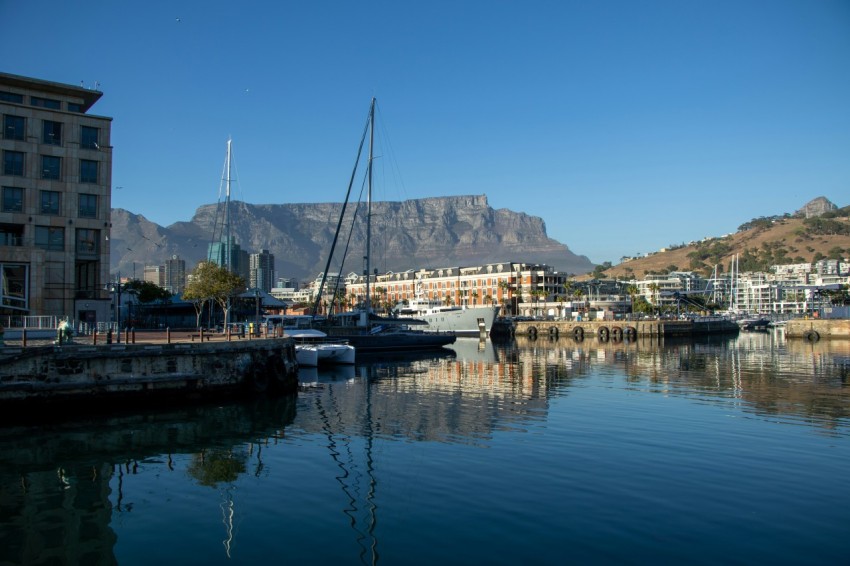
top-left (4, 0), bottom-right (849, 265)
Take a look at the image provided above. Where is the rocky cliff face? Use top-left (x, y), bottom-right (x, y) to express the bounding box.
top-left (110, 195), bottom-right (594, 281)
top-left (796, 196), bottom-right (838, 218)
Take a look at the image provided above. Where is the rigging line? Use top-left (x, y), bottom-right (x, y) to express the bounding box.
top-left (313, 103), bottom-right (373, 316)
top-left (374, 102), bottom-right (409, 202)
top-left (207, 143), bottom-right (231, 259)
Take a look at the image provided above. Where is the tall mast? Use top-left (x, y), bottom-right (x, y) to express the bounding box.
top-left (224, 137), bottom-right (232, 272)
top-left (364, 98), bottom-right (375, 314)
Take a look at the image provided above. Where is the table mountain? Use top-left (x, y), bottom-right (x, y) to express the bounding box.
top-left (111, 195), bottom-right (594, 281)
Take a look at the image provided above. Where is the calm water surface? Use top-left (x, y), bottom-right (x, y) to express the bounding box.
top-left (1, 330), bottom-right (849, 565)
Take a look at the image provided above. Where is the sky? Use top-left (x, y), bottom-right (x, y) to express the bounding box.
top-left (3, 0), bottom-right (849, 265)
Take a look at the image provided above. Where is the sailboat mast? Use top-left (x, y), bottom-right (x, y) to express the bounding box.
top-left (224, 137), bottom-right (233, 272)
top-left (365, 98), bottom-right (375, 314)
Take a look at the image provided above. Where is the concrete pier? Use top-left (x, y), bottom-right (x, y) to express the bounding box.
top-left (0, 338), bottom-right (299, 415)
top-left (512, 318), bottom-right (738, 340)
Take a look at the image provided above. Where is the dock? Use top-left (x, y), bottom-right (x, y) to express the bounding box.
top-left (510, 318), bottom-right (739, 340)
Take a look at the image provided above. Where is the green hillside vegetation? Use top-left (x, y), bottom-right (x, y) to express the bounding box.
top-left (593, 205), bottom-right (850, 280)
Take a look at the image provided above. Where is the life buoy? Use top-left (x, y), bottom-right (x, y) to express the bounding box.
top-left (804, 330), bottom-right (820, 342)
top-left (611, 326), bottom-right (623, 341)
top-left (573, 326), bottom-right (584, 340)
top-left (598, 326), bottom-right (610, 342)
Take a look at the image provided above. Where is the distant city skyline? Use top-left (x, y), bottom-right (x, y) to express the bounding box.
top-left (3, 0), bottom-right (848, 264)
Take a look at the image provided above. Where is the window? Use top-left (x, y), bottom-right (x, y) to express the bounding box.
top-left (40, 190), bottom-right (61, 215)
top-left (31, 96), bottom-right (60, 109)
top-left (0, 91), bottom-right (24, 103)
top-left (0, 263), bottom-right (28, 309)
top-left (43, 120), bottom-right (62, 145)
top-left (3, 115), bottom-right (25, 140)
top-left (3, 151), bottom-right (24, 176)
top-left (76, 228), bottom-right (99, 255)
top-left (80, 159), bottom-right (98, 183)
top-left (0, 224), bottom-right (23, 247)
top-left (79, 193), bottom-right (98, 217)
top-left (42, 155), bottom-right (61, 180)
top-left (67, 102), bottom-right (83, 113)
top-left (2, 187), bottom-right (23, 212)
top-left (81, 126), bottom-right (99, 149)
top-left (34, 226), bottom-right (65, 251)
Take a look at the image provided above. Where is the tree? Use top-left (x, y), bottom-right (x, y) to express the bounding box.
top-left (183, 262), bottom-right (245, 329)
top-left (125, 280), bottom-right (172, 303)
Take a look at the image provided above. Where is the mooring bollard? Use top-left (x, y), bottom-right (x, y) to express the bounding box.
top-left (93, 331), bottom-right (98, 345)
top-left (166, 327), bottom-right (171, 344)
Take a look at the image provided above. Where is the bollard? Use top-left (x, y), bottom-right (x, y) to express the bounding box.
top-left (107, 329), bottom-right (112, 344)
top-left (93, 331), bottom-right (97, 345)
top-left (227, 328), bottom-right (232, 342)
top-left (22, 329), bottom-right (27, 348)
top-left (131, 328), bottom-right (136, 344)
top-left (166, 327), bottom-right (171, 344)
top-left (124, 328), bottom-right (129, 344)
top-left (200, 328), bottom-right (205, 342)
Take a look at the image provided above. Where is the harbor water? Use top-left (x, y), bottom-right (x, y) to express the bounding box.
top-left (1, 330), bottom-right (849, 565)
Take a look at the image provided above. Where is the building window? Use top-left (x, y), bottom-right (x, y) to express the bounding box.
top-left (67, 102), bottom-right (83, 113)
top-left (3, 151), bottom-right (24, 176)
top-left (0, 263), bottom-right (28, 309)
top-left (0, 91), bottom-right (24, 104)
top-left (42, 155), bottom-right (61, 180)
top-left (79, 193), bottom-right (98, 217)
top-left (3, 115), bottom-right (25, 140)
top-left (40, 190), bottom-right (61, 215)
top-left (42, 120), bottom-right (62, 145)
top-left (34, 226), bottom-right (64, 251)
top-left (31, 96), bottom-right (61, 110)
top-left (76, 228), bottom-right (99, 255)
top-left (0, 224), bottom-right (24, 247)
top-left (81, 126), bottom-right (99, 149)
top-left (80, 159), bottom-right (98, 183)
top-left (2, 187), bottom-right (23, 212)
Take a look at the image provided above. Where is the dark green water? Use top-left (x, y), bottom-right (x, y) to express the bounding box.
top-left (1, 330), bottom-right (849, 565)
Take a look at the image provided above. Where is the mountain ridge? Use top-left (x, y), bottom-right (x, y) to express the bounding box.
top-left (110, 194), bottom-right (595, 281)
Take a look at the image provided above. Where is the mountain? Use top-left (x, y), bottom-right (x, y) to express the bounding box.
top-left (110, 195), bottom-right (594, 281)
top-left (596, 197), bottom-right (850, 280)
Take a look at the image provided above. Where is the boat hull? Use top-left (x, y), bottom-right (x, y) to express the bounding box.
top-left (405, 306), bottom-right (499, 336)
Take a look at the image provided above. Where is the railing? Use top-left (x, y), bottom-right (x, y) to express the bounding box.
top-left (1, 315), bottom-right (58, 329)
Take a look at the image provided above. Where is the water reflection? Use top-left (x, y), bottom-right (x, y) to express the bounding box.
top-left (0, 331), bottom-right (848, 564)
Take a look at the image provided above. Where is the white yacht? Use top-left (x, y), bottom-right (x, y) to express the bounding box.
top-left (397, 296), bottom-right (500, 336)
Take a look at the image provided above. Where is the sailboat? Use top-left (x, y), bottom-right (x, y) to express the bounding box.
top-left (312, 99), bottom-right (456, 353)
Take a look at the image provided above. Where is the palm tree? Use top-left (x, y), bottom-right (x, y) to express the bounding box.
top-left (626, 284), bottom-right (639, 316)
top-left (471, 290), bottom-right (479, 306)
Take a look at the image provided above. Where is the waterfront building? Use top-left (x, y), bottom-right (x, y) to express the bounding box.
top-left (249, 249), bottom-right (274, 293)
top-left (0, 72), bottom-right (112, 322)
top-left (343, 262), bottom-right (573, 317)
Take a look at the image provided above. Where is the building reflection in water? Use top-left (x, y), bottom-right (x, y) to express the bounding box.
top-left (0, 330), bottom-right (848, 564)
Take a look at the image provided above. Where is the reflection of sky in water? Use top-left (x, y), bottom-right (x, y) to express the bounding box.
top-left (1, 330), bottom-right (849, 565)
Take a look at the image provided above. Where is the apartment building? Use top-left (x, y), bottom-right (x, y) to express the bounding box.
top-left (249, 249), bottom-right (275, 292)
top-left (1, 72), bottom-right (112, 323)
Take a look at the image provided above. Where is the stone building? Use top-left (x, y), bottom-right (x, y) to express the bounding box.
top-left (1, 72), bottom-right (112, 323)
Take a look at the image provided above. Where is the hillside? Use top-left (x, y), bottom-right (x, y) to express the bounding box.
top-left (597, 207), bottom-right (850, 280)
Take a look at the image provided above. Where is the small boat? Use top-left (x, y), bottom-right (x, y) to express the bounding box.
top-left (286, 328), bottom-right (355, 367)
top-left (739, 317), bottom-right (770, 331)
top-left (308, 98), bottom-right (456, 354)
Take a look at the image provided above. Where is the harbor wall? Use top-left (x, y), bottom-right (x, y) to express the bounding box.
top-left (785, 319), bottom-right (850, 341)
top-left (512, 319), bottom-right (737, 339)
top-left (0, 338), bottom-right (298, 415)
